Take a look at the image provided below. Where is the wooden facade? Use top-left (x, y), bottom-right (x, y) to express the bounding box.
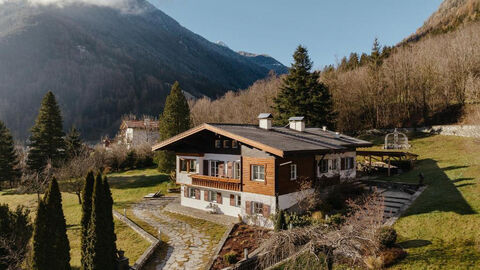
top-left (191, 174), bottom-right (242, 191)
top-left (242, 156), bottom-right (276, 196)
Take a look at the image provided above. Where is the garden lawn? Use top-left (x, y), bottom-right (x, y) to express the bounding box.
top-left (375, 135), bottom-right (480, 269)
top-left (0, 167), bottom-right (170, 269)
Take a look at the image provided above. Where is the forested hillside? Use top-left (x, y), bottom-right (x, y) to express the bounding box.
top-left (0, 0), bottom-right (286, 140)
top-left (190, 0), bottom-right (480, 133)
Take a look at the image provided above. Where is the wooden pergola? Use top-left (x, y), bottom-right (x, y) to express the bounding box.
top-left (356, 149), bottom-right (419, 176)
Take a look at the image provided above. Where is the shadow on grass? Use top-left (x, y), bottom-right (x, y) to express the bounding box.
top-left (108, 174), bottom-right (169, 190)
top-left (402, 158), bottom-right (476, 216)
top-left (397, 239), bottom-right (432, 249)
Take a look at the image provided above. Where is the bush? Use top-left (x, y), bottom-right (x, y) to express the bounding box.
top-left (326, 182), bottom-right (366, 210)
top-left (364, 255), bottom-right (384, 270)
top-left (327, 213), bottom-right (345, 226)
top-left (285, 212), bottom-right (311, 228)
top-left (376, 226), bottom-right (397, 248)
top-left (224, 252), bottom-right (238, 265)
top-left (274, 210), bottom-right (287, 231)
top-left (380, 247), bottom-right (407, 267)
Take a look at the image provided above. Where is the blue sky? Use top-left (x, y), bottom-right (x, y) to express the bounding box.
top-left (150, 0), bottom-right (443, 69)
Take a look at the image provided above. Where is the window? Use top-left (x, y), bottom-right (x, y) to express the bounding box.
top-left (331, 158), bottom-right (338, 171)
top-left (318, 159), bottom-right (329, 174)
top-left (341, 157), bottom-right (355, 170)
top-left (236, 195), bottom-right (241, 207)
top-left (251, 165), bottom-right (265, 181)
top-left (232, 140), bottom-right (238, 148)
top-left (208, 190), bottom-right (217, 202)
top-left (180, 159), bottom-right (196, 173)
top-left (188, 188), bottom-right (197, 198)
top-left (210, 161), bottom-right (226, 177)
top-left (290, 164), bottom-right (297, 180)
top-left (223, 140), bottom-right (230, 148)
top-left (252, 202), bottom-right (264, 215)
top-left (233, 161), bottom-right (241, 179)
top-left (215, 139), bottom-right (221, 148)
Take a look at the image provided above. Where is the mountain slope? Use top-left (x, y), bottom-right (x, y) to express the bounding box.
top-left (0, 0), bottom-right (286, 140)
top-left (238, 51), bottom-right (288, 75)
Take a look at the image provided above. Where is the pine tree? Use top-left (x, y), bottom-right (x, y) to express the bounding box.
top-left (0, 121), bottom-right (20, 189)
top-left (27, 91), bottom-right (66, 172)
top-left (85, 173), bottom-right (116, 270)
top-left (103, 176), bottom-right (117, 268)
top-left (273, 45), bottom-right (335, 128)
top-left (157, 81), bottom-right (191, 172)
top-left (32, 178), bottom-right (71, 270)
top-left (80, 172), bottom-right (94, 270)
top-left (274, 210), bottom-right (286, 232)
top-left (65, 126), bottom-right (83, 160)
top-left (370, 38), bottom-right (382, 67)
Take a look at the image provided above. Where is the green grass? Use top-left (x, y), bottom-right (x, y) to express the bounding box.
top-left (0, 167), bottom-right (171, 268)
top-left (373, 134), bottom-right (480, 269)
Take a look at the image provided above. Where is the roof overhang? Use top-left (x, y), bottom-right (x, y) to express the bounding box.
top-left (152, 123), bottom-right (285, 157)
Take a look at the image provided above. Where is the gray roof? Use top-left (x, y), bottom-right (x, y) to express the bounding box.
top-left (209, 124), bottom-right (372, 154)
top-left (288, 116), bottom-right (305, 121)
top-left (258, 113), bottom-right (273, 119)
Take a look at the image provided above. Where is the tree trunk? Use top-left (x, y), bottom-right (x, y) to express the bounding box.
top-left (76, 192), bottom-right (82, 205)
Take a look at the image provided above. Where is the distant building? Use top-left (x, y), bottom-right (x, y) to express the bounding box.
top-left (118, 118), bottom-right (159, 149)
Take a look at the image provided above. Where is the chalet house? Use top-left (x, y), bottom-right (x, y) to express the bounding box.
top-left (152, 114), bottom-right (371, 226)
top-left (118, 119), bottom-right (159, 149)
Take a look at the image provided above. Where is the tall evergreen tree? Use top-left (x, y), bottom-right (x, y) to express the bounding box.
top-left (80, 172), bottom-right (94, 270)
top-left (0, 204), bottom-right (32, 270)
top-left (32, 178), bottom-right (71, 270)
top-left (0, 121), bottom-right (20, 189)
top-left (27, 91), bottom-right (66, 172)
top-left (65, 126), bottom-right (83, 160)
top-left (273, 45), bottom-right (335, 128)
top-left (85, 173), bottom-right (116, 270)
top-left (103, 176), bottom-right (117, 268)
top-left (157, 81), bottom-right (191, 172)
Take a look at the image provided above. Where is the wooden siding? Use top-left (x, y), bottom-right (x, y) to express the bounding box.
top-left (242, 156), bottom-right (276, 196)
top-left (276, 155), bottom-right (316, 195)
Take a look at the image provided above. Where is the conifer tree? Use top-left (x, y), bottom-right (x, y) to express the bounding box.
top-left (27, 91), bottom-right (66, 172)
top-left (157, 81), bottom-right (191, 172)
top-left (85, 173), bottom-right (116, 270)
top-left (273, 45), bottom-right (335, 128)
top-left (80, 172), bottom-right (94, 270)
top-left (0, 121), bottom-right (20, 189)
top-left (65, 126), bottom-right (83, 160)
top-left (103, 176), bottom-right (117, 268)
top-left (32, 178), bottom-right (71, 270)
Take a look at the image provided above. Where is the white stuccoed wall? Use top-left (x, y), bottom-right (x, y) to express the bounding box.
top-left (316, 151), bottom-right (356, 179)
top-left (278, 188), bottom-right (315, 210)
top-left (180, 185), bottom-right (242, 217)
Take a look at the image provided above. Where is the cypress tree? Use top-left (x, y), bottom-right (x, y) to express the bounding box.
top-left (65, 126), bottom-right (83, 160)
top-left (158, 81), bottom-right (191, 172)
top-left (86, 173), bottom-right (115, 270)
top-left (273, 45), bottom-right (335, 128)
top-left (103, 176), bottom-right (117, 268)
top-left (27, 91), bottom-right (66, 172)
top-left (80, 172), bottom-right (94, 270)
top-left (32, 200), bottom-right (50, 270)
top-left (0, 121), bottom-right (20, 189)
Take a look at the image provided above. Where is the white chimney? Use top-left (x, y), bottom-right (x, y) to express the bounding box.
top-left (322, 126), bottom-right (327, 131)
top-left (288, 116), bottom-right (305, 132)
top-left (258, 113), bottom-right (273, 130)
top-left (335, 132), bottom-right (340, 138)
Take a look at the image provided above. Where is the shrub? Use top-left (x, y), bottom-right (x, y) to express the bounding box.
top-left (376, 226), bottom-right (397, 248)
top-left (380, 247), bottom-right (407, 267)
top-left (327, 213), bottom-right (345, 226)
top-left (274, 210), bottom-right (287, 231)
top-left (311, 211), bottom-right (324, 221)
top-left (224, 252), bottom-right (238, 265)
top-left (285, 212), bottom-right (311, 228)
top-left (364, 255), bottom-right (384, 270)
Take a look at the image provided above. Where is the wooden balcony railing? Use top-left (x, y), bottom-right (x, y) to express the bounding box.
top-left (190, 174), bottom-right (242, 192)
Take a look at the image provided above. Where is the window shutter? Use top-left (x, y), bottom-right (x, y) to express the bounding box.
top-left (227, 162), bottom-right (233, 178)
top-left (218, 163), bottom-right (225, 177)
top-left (217, 192), bottom-right (223, 204)
top-left (203, 160), bottom-right (209, 175)
top-left (204, 190), bottom-right (209, 201)
top-left (230, 194), bottom-right (235, 206)
top-left (195, 189), bottom-right (200, 200)
top-left (262, 204), bottom-right (271, 218)
top-left (246, 201), bottom-right (252, 215)
top-left (184, 186), bottom-right (188, 197)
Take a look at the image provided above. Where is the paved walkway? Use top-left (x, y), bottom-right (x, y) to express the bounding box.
top-left (132, 198), bottom-right (221, 270)
top-left (164, 198), bottom-right (237, 226)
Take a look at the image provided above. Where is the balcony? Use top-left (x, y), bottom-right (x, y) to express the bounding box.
top-left (191, 174), bottom-right (242, 192)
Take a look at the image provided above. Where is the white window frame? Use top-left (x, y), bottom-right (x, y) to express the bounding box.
top-left (208, 190), bottom-right (217, 203)
top-left (234, 194), bottom-right (241, 207)
top-left (252, 201), bottom-right (264, 215)
top-left (233, 161), bottom-right (241, 179)
top-left (251, 165), bottom-right (265, 181)
top-left (188, 188), bottom-right (196, 199)
top-left (210, 160), bottom-right (225, 177)
top-left (290, 164), bottom-right (297, 180)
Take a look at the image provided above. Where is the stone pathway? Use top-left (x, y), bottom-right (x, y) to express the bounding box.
top-left (132, 199), bottom-right (216, 270)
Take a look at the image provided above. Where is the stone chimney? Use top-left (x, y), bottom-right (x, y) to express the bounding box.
top-left (258, 113), bottom-right (273, 130)
top-left (288, 116), bottom-right (305, 132)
